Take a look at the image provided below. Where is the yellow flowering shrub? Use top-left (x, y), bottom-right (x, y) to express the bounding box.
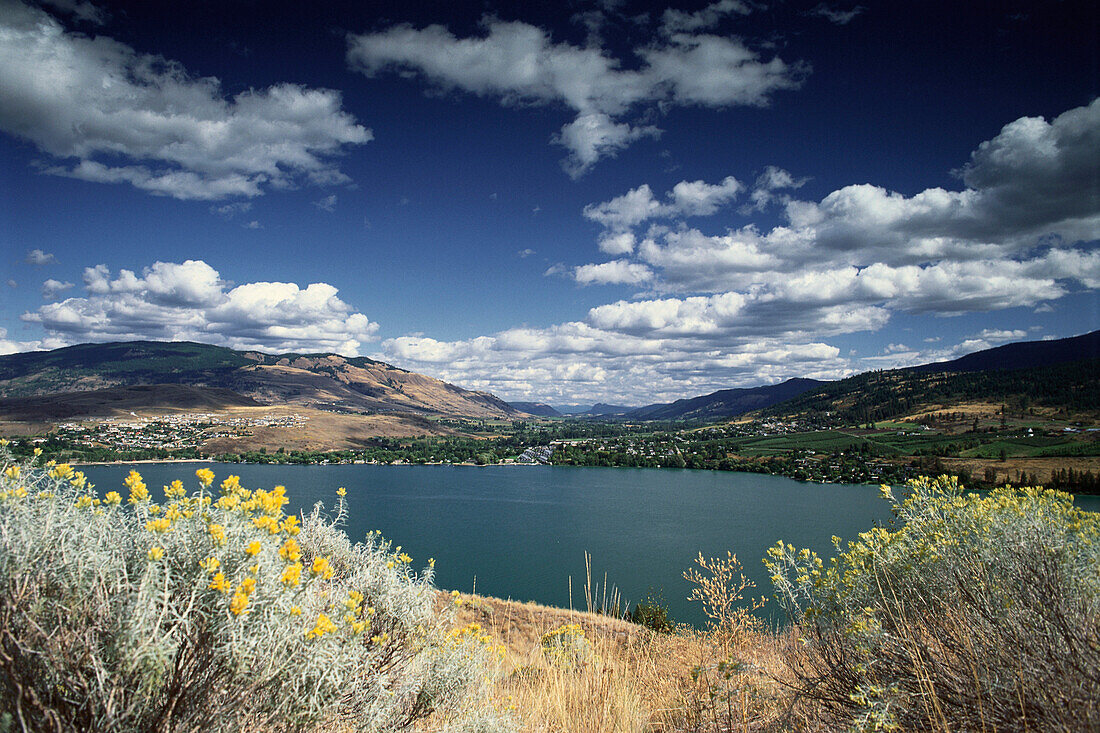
top-left (539, 623), bottom-right (593, 669)
top-left (0, 450), bottom-right (513, 732)
top-left (765, 475), bottom-right (1100, 732)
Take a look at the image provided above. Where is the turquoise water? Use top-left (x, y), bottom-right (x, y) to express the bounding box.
top-left (79, 463), bottom-right (1100, 628)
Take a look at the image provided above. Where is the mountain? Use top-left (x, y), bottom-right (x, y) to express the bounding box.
top-left (586, 403), bottom-right (637, 416)
top-left (507, 402), bottom-right (562, 417)
top-left (909, 330), bottom-right (1100, 374)
top-left (622, 331), bottom-right (1100, 423)
top-left (0, 341), bottom-right (521, 419)
top-left (0, 385), bottom-right (261, 421)
top-left (628, 378), bottom-right (825, 421)
top-left (758, 331), bottom-right (1100, 423)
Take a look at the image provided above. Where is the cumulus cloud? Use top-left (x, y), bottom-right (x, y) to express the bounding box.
top-left (380, 322), bottom-right (848, 404)
top-left (575, 100), bottom-right (1100, 316)
top-left (25, 249), bottom-right (57, 265)
top-left (745, 165), bottom-right (808, 211)
top-left (415, 99), bottom-right (1095, 402)
top-left (660, 0), bottom-right (751, 34)
top-left (347, 13), bottom-right (805, 175)
top-left (582, 176), bottom-right (743, 230)
top-left (22, 260), bottom-right (379, 355)
top-left (574, 260), bottom-right (654, 285)
top-left (0, 0), bottom-right (371, 200)
top-left (41, 278), bottom-right (73, 300)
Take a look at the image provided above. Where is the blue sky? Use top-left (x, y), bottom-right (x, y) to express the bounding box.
top-left (1, 0), bottom-right (1097, 404)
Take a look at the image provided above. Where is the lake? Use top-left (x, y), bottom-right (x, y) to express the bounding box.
top-left (79, 463), bottom-right (1100, 628)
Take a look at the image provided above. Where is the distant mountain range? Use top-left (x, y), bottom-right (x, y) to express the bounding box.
top-left (506, 402), bottom-right (562, 417)
top-left (0, 341), bottom-right (522, 420)
top-left (627, 378), bottom-right (825, 421)
top-left (3, 331), bottom-right (1096, 426)
top-left (519, 331), bottom-right (1099, 422)
top-left (909, 330), bottom-right (1100, 374)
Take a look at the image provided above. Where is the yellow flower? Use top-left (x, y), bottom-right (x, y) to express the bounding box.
top-left (216, 494), bottom-right (241, 511)
top-left (3, 465), bottom-right (19, 481)
top-left (281, 515), bottom-right (301, 536)
top-left (124, 469), bottom-right (144, 490)
top-left (125, 470), bottom-right (150, 503)
top-left (229, 592), bottom-right (249, 616)
top-left (305, 613), bottom-right (338, 640)
top-left (220, 474), bottom-right (242, 494)
top-left (209, 572), bottom-right (232, 593)
top-left (145, 518), bottom-right (171, 534)
top-left (289, 605), bottom-right (302, 616)
top-left (33, 447), bottom-right (42, 457)
top-left (310, 556), bottom-right (333, 580)
top-left (245, 540), bottom-right (262, 556)
top-left (252, 515), bottom-right (279, 534)
top-left (74, 495), bottom-right (94, 509)
top-left (208, 524), bottom-right (227, 546)
top-left (200, 557), bottom-right (220, 573)
top-left (239, 577), bottom-right (257, 596)
top-left (49, 463), bottom-right (73, 480)
top-left (336, 487), bottom-right (347, 497)
top-left (195, 468), bottom-right (215, 488)
top-left (279, 537), bottom-right (301, 562)
top-left (70, 471), bottom-right (87, 489)
top-left (147, 546), bottom-right (165, 561)
top-left (164, 479), bottom-right (185, 499)
top-left (281, 563), bottom-right (302, 587)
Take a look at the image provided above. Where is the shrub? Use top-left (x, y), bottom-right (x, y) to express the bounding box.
top-left (540, 624), bottom-right (593, 669)
top-left (766, 475), bottom-right (1100, 732)
top-left (0, 448), bottom-right (513, 732)
top-left (629, 589), bottom-right (674, 633)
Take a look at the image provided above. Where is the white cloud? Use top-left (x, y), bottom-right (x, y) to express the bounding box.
top-left (808, 4), bottom-right (864, 25)
top-left (211, 201), bottom-right (252, 219)
top-left (582, 176), bottom-right (743, 230)
top-left (243, 220), bottom-right (262, 229)
top-left (745, 165), bottom-right (808, 211)
top-left (975, 328), bottom-right (1028, 344)
top-left (660, 0), bottom-right (751, 34)
top-left (517, 248), bottom-right (536, 258)
top-left (553, 113), bottom-right (661, 177)
top-left (313, 194), bottom-right (338, 212)
top-left (0, 327), bottom-right (67, 355)
top-left (0, 1), bottom-right (371, 200)
top-left (575, 100), bottom-right (1100, 314)
top-left (25, 248), bottom-right (57, 265)
top-left (574, 260), bottom-right (654, 285)
top-left (22, 260), bottom-right (379, 355)
top-left (38, 0), bottom-right (105, 24)
top-left (347, 14), bottom-right (804, 174)
top-left (41, 278), bottom-right (73, 299)
top-left (597, 231), bottom-right (637, 255)
top-left (437, 99), bottom-right (1097, 402)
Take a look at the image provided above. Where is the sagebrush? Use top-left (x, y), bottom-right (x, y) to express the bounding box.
top-left (0, 448), bottom-right (513, 732)
top-left (767, 475), bottom-right (1100, 732)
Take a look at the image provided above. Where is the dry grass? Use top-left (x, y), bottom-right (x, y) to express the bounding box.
top-left (437, 592), bottom-right (802, 733)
